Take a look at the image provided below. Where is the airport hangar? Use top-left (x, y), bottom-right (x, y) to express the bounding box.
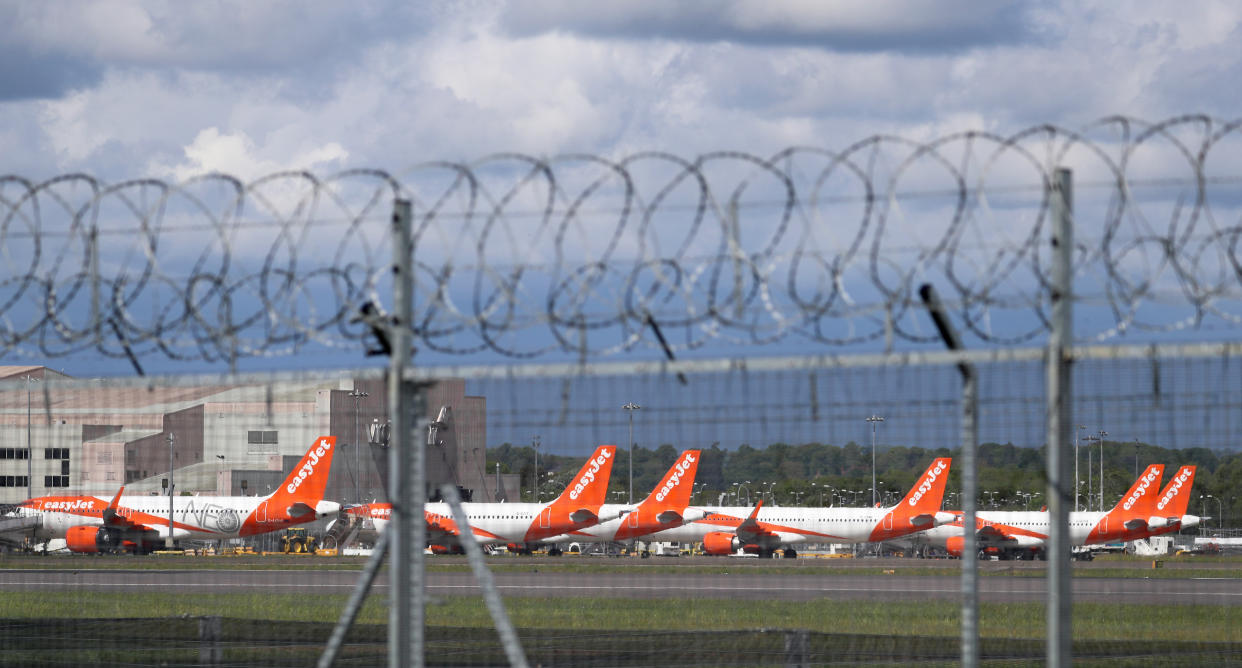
top-left (0, 366), bottom-right (520, 508)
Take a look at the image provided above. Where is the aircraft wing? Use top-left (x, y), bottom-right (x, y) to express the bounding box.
top-left (734, 501), bottom-right (775, 544)
top-left (974, 522), bottom-right (1044, 549)
top-left (99, 487), bottom-right (133, 528)
top-left (424, 512), bottom-right (460, 545)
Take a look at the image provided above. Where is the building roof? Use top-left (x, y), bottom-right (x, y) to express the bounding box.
top-left (84, 429), bottom-right (164, 444)
top-left (0, 366), bottom-right (72, 381)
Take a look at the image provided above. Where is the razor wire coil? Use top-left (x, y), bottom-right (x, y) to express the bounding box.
top-left (2, 115), bottom-right (1242, 366)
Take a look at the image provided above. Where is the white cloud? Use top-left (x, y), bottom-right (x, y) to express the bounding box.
top-left (5, 0), bottom-right (1242, 184)
top-left (155, 127), bottom-right (348, 183)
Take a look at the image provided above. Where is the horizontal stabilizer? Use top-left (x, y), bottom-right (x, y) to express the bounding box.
top-left (569, 509), bottom-right (599, 524)
top-left (286, 502), bottom-right (315, 518)
top-left (908, 513), bottom-right (936, 527)
top-left (656, 510), bottom-right (683, 525)
top-left (1123, 518), bottom-right (1147, 531)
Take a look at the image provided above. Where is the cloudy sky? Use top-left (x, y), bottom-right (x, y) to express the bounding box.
top-left (3, 0), bottom-right (1239, 182)
top-left (4, 1), bottom-right (1242, 453)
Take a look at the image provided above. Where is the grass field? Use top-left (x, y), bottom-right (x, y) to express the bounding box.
top-left (1, 592), bottom-right (1239, 666)
top-left (2, 551), bottom-right (1239, 579)
top-left (1, 590), bottom-right (1238, 642)
top-left (3, 558), bottom-right (1240, 666)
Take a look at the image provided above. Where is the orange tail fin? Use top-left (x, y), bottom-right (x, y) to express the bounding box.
top-left (268, 436), bottom-right (338, 509)
top-left (640, 450), bottom-right (701, 510)
top-left (1154, 465), bottom-right (1195, 516)
top-left (893, 458), bottom-right (951, 516)
top-left (1109, 464), bottom-right (1163, 519)
top-left (548, 445), bottom-right (617, 512)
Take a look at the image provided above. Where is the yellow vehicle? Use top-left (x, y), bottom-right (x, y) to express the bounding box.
top-left (280, 528), bottom-right (317, 554)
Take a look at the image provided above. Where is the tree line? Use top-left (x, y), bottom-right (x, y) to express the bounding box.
top-left (487, 440), bottom-right (1242, 527)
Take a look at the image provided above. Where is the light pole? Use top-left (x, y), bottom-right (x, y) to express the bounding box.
top-left (1098, 430), bottom-right (1108, 513)
top-left (532, 435), bottom-right (541, 503)
top-left (622, 402), bottom-right (641, 504)
top-left (1202, 495), bottom-right (1223, 530)
top-left (1075, 425), bottom-right (1085, 511)
top-left (1084, 434), bottom-right (1098, 512)
top-left (348, 388), bottom-right (368, 504)
top-left (166, 433), bottom-right (175, 549)
top-left (866, 415), bottom-right (884, 507)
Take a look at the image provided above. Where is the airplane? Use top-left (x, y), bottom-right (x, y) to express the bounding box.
top-left (905, 463), bottom-right (1186, 561)
top-left (5, 435), bottom-right (341, 554)
top-left (539, 448), bottom-right (704, 548)
top-left (1146, 465), bottom-right (1201, 536)
top-left (637, 457), bottom-right (956, 558)
top-left (346, 444), bottom-right (621, 555)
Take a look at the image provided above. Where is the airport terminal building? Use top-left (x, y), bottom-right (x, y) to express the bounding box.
top-left (0, 366), bottom-right (517, 507)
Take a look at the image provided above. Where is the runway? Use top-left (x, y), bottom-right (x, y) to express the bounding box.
top-left (1, 560), bottom-right (1239, 605)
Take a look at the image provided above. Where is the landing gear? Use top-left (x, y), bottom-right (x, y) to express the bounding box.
top-left (548, 546), bottom-right (563, 557)
top-left (783, 548), bottom-right (798, 559)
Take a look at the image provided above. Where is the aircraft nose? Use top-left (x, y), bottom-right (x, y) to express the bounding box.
top-left (933, 511), bottom-right (957, 526)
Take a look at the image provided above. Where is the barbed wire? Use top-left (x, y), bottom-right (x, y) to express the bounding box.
top-left (2, 115), bottom-right (1241, 367)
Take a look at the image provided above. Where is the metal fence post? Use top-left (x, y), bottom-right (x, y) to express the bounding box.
top-left (388, 198), bottom-right (424, 668)
top-left (440, 484), bottom-right (529, 668)
top-left (918, 283), bottom-right (977, 668)
top-left (782, 629), bottom-right (808, 668)
top-left (1046, 167), bottom-right (1074, 666)
top-left (198, 615), bottom-right (222, 666)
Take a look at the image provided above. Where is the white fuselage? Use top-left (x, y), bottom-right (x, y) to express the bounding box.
top-left (422, 501), bottom-right (628, 545)
top-left (17, 494), bottom-right (338, 542)
top-left (636, 505), bottom-right (905, 546)
top-left (900, 510), bottom-right (1203, 551)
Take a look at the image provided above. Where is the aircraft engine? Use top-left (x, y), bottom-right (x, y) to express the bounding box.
top-left (701, 531), bottom-right (739, 555)
top-left (65, 525), bottom-right (122, 553)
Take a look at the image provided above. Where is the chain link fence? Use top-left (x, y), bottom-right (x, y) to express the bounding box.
top-left (3, 115), bottom-right (1242, 665)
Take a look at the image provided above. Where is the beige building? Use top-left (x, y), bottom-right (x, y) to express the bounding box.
top-left (0, 367), bottom-right (502, 506)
